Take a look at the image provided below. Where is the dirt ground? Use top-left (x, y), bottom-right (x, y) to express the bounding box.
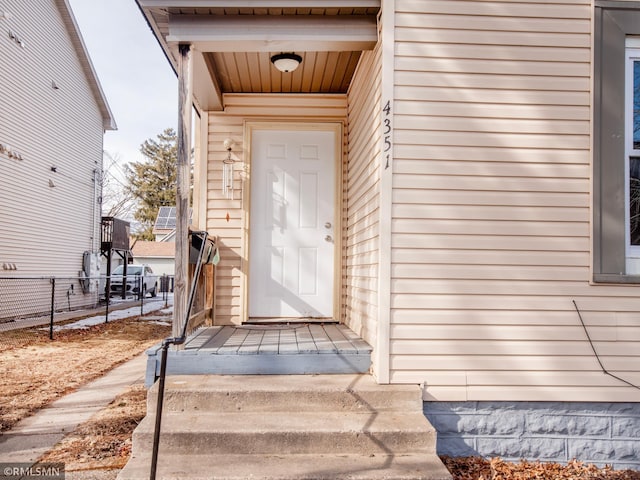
top-left (0, 314), bottom-right (170, 432)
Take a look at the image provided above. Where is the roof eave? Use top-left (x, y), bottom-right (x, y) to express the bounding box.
top-left (135, 0), bottom-right (178, 76)
top-left (56, 0), bottom-right (117, 131)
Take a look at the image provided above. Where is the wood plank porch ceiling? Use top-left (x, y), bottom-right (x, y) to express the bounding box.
top-left (138, 3), bottom-right (379, 96)
top-left (209, 51), bottom-right (362, 93)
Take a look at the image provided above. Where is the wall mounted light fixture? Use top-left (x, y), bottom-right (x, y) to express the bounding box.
top-left (270, 53), bottom-right (302, 73)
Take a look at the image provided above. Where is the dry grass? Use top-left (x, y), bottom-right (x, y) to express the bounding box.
top-left (442, 456), bottom-right (640, 480)
top-left (0, 315), bottom-right (170, 432)
top-left (40, 384), bottom-right (148, 471)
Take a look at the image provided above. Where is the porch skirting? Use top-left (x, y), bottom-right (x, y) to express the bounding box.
top-left (145, 323), bottom-right (372, 385)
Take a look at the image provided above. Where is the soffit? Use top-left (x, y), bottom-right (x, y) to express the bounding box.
top-left (138, 3), bottom-right (379, 100)
top-left (208, 51), bottom-right (362, 93)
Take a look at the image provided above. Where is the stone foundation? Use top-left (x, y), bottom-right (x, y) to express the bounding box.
top-left (423, 402), bottom-right (640, 471)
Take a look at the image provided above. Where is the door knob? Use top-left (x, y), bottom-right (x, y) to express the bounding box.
top-left (324, 222), bottom-right (332, 229)
top-left (325, 235), bottom-right (333, 242)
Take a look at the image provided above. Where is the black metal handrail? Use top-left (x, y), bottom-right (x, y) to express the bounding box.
top-left (149, 230), bottom-right (215, 480)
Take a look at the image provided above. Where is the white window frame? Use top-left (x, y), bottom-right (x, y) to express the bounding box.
top-left (625, 39), bottom-right (640, 273)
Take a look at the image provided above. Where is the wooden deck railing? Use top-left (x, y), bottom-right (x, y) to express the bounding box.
top-left (100, 216), bottom-right (130, 252)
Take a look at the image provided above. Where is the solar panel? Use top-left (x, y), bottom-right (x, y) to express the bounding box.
top-left (154, 207), bottom-right (176, 229)
top-left (153, 206), bottom-right (192, 230)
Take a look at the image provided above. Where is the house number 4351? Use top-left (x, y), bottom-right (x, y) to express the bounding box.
top-left (383, 100), bottom-right (391, 170)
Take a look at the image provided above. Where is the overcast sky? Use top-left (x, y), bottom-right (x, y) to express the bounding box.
top-left (67, 0), bottom-right (178, 178)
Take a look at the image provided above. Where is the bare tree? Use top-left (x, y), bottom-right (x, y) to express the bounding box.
top-left (101, 150), bottom-right (134, 219)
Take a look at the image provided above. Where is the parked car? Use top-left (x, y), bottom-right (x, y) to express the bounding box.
top-left (109, 264), bottom-right (158, 298)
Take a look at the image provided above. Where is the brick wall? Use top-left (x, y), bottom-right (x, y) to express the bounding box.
top-left (423, 402), bottom-right (640, 471)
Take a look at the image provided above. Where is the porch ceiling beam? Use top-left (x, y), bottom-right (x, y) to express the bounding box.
top-left (167, 14), bottom-right (378, 52)
top-left (192, 49), bottom-right (223, 111)
top-left (140, 0), bottom-right (379, 7)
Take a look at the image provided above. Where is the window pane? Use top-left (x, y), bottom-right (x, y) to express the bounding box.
top-left (634, 60), bottom-right (640, 149)
top-left (630, 157), bottom-right (640, 245)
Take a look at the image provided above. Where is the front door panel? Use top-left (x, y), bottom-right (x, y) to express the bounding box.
top-left (249, 129), bottom-right (335, 319)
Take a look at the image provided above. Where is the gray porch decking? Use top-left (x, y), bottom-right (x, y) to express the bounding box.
top-left (145, 323), bottom-right (372, 385)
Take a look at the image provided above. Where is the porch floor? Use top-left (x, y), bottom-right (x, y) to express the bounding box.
top-left (145, 323), bottom-right (372, 385)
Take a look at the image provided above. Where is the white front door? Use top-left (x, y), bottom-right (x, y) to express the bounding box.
top-left (249, 128), bottom-right (336, 319)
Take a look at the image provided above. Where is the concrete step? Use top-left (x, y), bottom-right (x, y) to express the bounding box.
top-left (148, 374), bottom-right (422, 414)
top-left (132, 411), bottom-right (436, 456)
top-left (118, 452), bottom-right (452, 480)
top-left (120, 374), bottom-right (451, 480)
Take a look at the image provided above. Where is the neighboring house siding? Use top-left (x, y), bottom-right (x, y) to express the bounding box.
top-left (0, 0), bottom-right (104, 277)
top-left (206, 94), bottom-right (347, 325)
top-left (390, 0), bottom-right (640, 401)
top-left (344, 48), bottom-right (382, 349)
top-left (131, 241), bottom-right (175, 276)
top-left (136, 258), bottom-right (174, 277)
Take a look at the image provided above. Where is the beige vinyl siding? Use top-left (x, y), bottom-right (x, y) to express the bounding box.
top-left (390, 0), bottom-right (640, 401)
top-left (343, 48), bottom-right (382, 348)
top-left (206, 94), bottom-right (347, 325)
top-left (0, 0), bottom-right (105, 278)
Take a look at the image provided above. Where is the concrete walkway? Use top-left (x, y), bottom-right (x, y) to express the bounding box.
top-left (0, 353), bottom-right (148, 478)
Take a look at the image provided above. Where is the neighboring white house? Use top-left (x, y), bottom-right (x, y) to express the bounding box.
top-left (136, 0), bottom-right (640, 469)
top-left (0, 0), bottom-right (115, 316)
top-left (131, 240), bottom-right (175, 277)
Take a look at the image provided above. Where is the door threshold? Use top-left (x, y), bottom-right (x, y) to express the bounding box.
top-left (246, 317), bottom-right (339, 325)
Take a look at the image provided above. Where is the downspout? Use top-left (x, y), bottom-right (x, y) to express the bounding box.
top-left (92, 166), bottom-right (100, 252)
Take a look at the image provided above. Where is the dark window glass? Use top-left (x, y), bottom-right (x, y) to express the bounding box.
top-left (634, 60), bottom-right (640, 149)
top-left (630, 157), bottom-right (640, 245)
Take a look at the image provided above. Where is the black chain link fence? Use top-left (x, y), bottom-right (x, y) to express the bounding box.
top-left (0, 275), bottom-right (174, 346)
